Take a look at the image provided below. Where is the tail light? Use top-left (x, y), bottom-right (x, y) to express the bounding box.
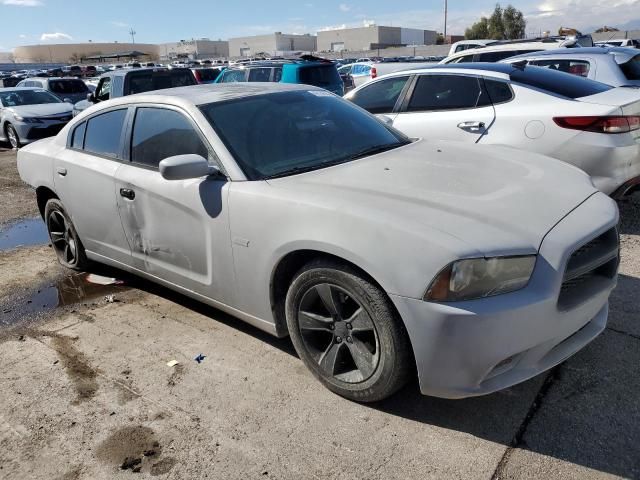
top-left (553, 116), bottom-right (640, 134)
top-left (371, 67), bottom-right (377, 79)
top-left (193, 70), bottom-right (202, 82)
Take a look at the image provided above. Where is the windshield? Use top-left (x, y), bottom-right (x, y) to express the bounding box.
top-left (200, 90), bottom-right (408, 180)
top-left (49, 79), bottom-right (89, 94)
top-left (0, 89), bottom-right (62, 106)
top-left (620, 55), bottom-right (640, 81)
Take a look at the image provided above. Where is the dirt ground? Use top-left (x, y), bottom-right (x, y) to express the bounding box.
top-left (1, 145), bottom-right (639, 480)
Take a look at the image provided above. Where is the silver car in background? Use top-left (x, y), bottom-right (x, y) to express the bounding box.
top-left (16, 77), bottom-right (91, 104)
top-left (0, 88), bottom-right (73, 149)
top-left (504, 47), bottom-right (640, 87)
top-left (17, 83), bottom-right (618, 402)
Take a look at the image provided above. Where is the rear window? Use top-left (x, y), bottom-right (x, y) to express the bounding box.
top-left (49, 79), bottom-right (89, 94)
top-left (127, 70), bottom-right (196, 94)
top-left (510, 66), bottom-right (612, 99)
top-left (247, 68), bottom-right (273, 82)
top-left (619, 55), bottom-right (640, 81)
top-left (299, 65), bottom-right (341, 87)
top-left (196, 68), bottom-right (221, 81)
top-left (528, 59), bottom-right (591, 78)
top-left (477, 49), bottom-right (543, 62)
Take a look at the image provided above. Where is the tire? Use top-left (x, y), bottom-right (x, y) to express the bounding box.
top-left (5, 124), bottom-right (20, 149)
top-left (44, 198), bottom-right (89, 271)
top-left (285, 259), bottom-right (412, 402)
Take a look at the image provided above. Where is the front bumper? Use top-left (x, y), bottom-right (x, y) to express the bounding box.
top-left (15, 120), bottom-right (69, 144)
top-left (392, 192), bottom-right (619, 399)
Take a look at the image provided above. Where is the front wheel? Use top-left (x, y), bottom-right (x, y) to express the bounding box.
top-left (285, 259), bottom-right (412, 402)
top-left (5, 124), bottom-right (20, 149)
top-left (44, 198), bottom-right (89, 270)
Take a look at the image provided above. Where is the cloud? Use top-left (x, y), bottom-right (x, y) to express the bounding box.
top-left (339, 3), bottom-right (350, 12)
top-left (19, 34), bottom-right (27, 39)
top-left (40, 32), bottom-right (73, 42)
top-left (110, 20), bottom-right (129, 28)
top-left (2, 0), bottom-right (43, 5)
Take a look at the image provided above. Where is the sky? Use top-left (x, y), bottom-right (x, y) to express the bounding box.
top-left (1, 0), bottom-right (639, 51)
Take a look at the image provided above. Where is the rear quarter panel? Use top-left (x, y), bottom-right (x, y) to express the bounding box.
top-left (16, 137), bottom-right (59, 192)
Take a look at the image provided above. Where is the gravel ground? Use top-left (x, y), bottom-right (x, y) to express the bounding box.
top-left (0, 147), bottom-right (639, 479)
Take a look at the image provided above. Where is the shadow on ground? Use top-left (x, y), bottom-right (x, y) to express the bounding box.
top-left (80, 261), bottom-right (640, 479)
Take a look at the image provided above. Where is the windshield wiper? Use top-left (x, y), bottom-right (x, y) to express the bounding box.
top-left (347, 142), bottom-right (407, 161)
top-left (264, 160), bottom-right (347, 179)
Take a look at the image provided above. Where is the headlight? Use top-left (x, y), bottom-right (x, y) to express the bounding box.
top-left (424, 255), bottom-right (536, 302)
top-left (14, 116), bottom-right (40, 123)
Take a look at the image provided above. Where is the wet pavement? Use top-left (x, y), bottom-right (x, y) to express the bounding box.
top-left (0, 217), bottom-right (49, 251)
top-left (0, 272), bottom-right (128, 327)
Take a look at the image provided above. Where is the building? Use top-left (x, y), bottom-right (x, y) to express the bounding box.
top-left (317, 25), bottom-right (438, 52)
top-left (158, 39), bottom-right (229, 61)
top-left (591, 29), bottom-right (640, 42)
top-left (12, 42), bottom-right (159, 63)
top-left (228, 32), bottom-right (317, 57)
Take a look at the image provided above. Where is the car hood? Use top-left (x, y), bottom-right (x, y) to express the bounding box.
top-left (8, 103), bottom-right (73, 117)
top-left (266, 139), bottom-right (597, 256)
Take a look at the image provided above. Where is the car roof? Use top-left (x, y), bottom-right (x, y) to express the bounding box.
top-left (0, 87), bottom-right (50, 92)
top-left (506, 46), bottom-right (639, 60)
top-left (98, 67), bottom-right (191, 78)
top-left (381, 62), bottom-right (516, 79)
top-left (106, 82), bottom-right (321, 106)
top-left (20, 77), bottom-right (82, 82)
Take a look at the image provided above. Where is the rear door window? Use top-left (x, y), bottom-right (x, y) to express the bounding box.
top-left (481, 79), bottom-right (514, 104)
top-left (510, 66), bottom-right (612, 98)
top-left (84, 109), bottom-right (127, 158)
top-left (528, 59), bottom-right (591, 77)
top-left (247, 68), bottom-right (273, 82)
top-left (407, 75), bottom-right (484, 111)
top-left (50, 79), bottom-right (89, 94)
top-left (130, 107), bottom-right (210, 168)
top-left (220, 70), bottom-right (247, 82)
top-left (349, 76), bottom-right (410, 114)
top-left (619, 55), bottom-right (640, 81)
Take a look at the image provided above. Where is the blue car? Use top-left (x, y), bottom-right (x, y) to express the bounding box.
top-left (216, 58), bottom-right (344, 95)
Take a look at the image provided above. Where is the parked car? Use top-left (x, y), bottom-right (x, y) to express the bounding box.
top-left (595, 39), bottom-right (639, 48)
top-left (0, 76), bottom-right (22, 88)
top-left (17, 83), bottom-right (619, 402)
top-left (448, 39), bottom-right (496, 56)
top-left (345, 63), bottom-right (640, 196)
top-left (61, 65), bottom-right (83, 77)
top-left (502, 47), bottom-right (640, 86)
top-left (441, 35), bottom-right (595, 64)
top-left (72, 67), bottom-right (196, 115)
top-left (82, 65), bottom-right (97, 77)
top-left (346, 61), bottom-right (436, 88)
top-left (216, 59), bottom-right (344, 95)
top-left (191, 67), bottom-right (225, 84)
top-left (16, 77), bottom-right (90, 104)
top-left (0, 88), bottom-right (73, 148)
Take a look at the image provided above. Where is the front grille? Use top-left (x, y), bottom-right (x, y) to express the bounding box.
top-left (42, 115), bottom-right (72, 122)
top-left (558, 228), bottom-right (619, 310)
top-left (26, 123), bottom-right (66, 140)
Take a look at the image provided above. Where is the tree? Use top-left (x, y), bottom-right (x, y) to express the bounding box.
top-left (436, 33), bottom-right (445, 45)
top-left (503, 5), bottom-right (526, 40)
top-left (465, 17), bottom-right (489, 40)
top-left (465, 4), bottom-right (526, 40)
top-left (488, 4), bottom-right (505, 39)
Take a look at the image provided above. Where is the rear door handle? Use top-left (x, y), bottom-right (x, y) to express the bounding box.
top-left (119, 188), bottom-right (135, 200)
top-left (457, 121), bottom-right (486, 132)
top-left (56, 167), bottom-right (67, 176)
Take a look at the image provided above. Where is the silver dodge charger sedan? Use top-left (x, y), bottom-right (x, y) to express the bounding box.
top-left (17, 83), bottom-right (619, 402)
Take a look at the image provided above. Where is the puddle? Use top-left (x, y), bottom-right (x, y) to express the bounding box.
top-left (1, 272), bottom-right (128, 327)
top-left (0, 217), bottom-right (49, 251)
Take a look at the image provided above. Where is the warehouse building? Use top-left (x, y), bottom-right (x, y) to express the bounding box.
top-left (317, 25), bottom-right (437, 52)
top-left (12, 42), bottom-right (158, 63)
top-left (158, 39), bottom-right (229, 61)
top-left (228, 32), bottom-right (317, 57)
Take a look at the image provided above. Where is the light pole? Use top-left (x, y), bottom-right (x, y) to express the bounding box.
top-left (443, 0), bottom-right (448, 40)
top-left (129, 28), bottom-right (136, 44)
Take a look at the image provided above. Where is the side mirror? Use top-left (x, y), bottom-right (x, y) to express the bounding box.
top-left (87, 93), bottom-right (95, 102)
top-left (63, 97), bottom-right (73, 103)
top-left (159, 154), bottom-right (220, 180)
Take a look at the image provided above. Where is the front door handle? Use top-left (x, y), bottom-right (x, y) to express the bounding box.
top-left (56, 167), bottom-right (67, 176)
top-left (457, 121), bottom-right (486, 132)
top-left (119, 188), bottom-right (135, 200)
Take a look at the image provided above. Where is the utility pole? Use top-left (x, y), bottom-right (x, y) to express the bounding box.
top-left (443, 0), bottom-right (448, 40)
top-left (129, 28), bottom-right (137, 44)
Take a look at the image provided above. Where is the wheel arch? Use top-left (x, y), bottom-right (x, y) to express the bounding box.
top-left (36, 186), bottom-right (59, 219)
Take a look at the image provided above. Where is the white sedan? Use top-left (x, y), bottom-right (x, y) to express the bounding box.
top-left (18, 83), bottom-right (619, 401)
top-left (345, 63), bottom-right (640, 196)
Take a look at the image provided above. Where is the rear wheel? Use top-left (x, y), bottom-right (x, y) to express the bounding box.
top-left (285, 259), bottom-right (412, 402)
top-left (44, 199), bottom-right (89, 270)
top-left (5, 124), bottom-right (20, 149)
